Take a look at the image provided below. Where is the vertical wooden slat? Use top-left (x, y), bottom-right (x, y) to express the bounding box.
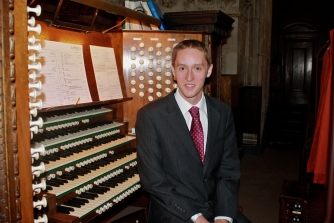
top-left (14, 0), bottom-right (34, 222)
top-left (0, 0), bottom-right (17, 221)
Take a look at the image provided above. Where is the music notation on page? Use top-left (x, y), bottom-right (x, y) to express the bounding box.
top-left (90, 45), bottom-right (123, 101)
top-left (38, 40), bottom-right (92, 108)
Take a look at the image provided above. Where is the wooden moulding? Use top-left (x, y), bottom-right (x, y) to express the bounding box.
top-left (164, 10), bottom-right (234, 38)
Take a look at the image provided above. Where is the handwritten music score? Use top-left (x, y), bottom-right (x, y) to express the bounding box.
top-left (38, 40), bottom-right (92, 108)
top-left (89, 45), bottom-right (123, 101)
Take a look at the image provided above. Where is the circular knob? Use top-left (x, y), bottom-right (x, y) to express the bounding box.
top-left (29, 81), bottom-right (42, 90)
top-left (30, 108), bottom-right (38, 117)
top-left (28, 35), bottom-right (36, 44)
top-left (28, 53), bottom-right (36, 62)
top-left (28, 62), bottom-right (42, 72)
top-left (29, 71), bottom-right (37, 81)
top-left (29, 89), bottom-right (37, 99)
top-left (27, 24), bottom-right (41, 35)
top-left (27, 5), bottom-right (42, 16)
top-left (32, 162), bottom-right (45, 174)
top-left (32, 179), bottom-right (46, 191)
top-left (30, 126), bottom-right (39, 134)
top-left (33, 197), bottom-right (47, 210)
top-left (27, 16), bottom-right (36, 26)
top-left (30, 117), bottom-right (43, 128)
top-left (29, 99), bottom-right (43, 109)
top-left (28, 43), bottom-right (41, 53)
top-left (31, 144), bottom-right (45, 155)
top-left (34, 214), bottom-right (48, 223)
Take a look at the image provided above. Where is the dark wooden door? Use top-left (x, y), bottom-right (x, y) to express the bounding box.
top-left (283, 40), bottom-right (315, 105)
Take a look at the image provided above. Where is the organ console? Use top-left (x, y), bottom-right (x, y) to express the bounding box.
top-left (0, 1), bottom-right (208, 222)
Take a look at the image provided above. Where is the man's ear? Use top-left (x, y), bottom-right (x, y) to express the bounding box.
top-left (207, 64), bottom-right (213, 78)
top-left (171, 66), bottom-right (176, 80)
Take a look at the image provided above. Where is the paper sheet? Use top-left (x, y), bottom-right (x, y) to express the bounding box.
top-left (89, 45), bottom-right (123, 100)
top-left (38, 40), bottom-right (92, 108)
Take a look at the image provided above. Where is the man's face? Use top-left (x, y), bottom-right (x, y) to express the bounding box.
top-left (172, 48), bottom-right (213, 105)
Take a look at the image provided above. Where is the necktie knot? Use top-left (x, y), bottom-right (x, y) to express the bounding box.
top-left (189, 106), bottom-right (200, 119)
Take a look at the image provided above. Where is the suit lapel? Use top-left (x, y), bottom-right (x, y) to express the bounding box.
top-left (164, 92), bottom-right (203, 164)
top-left (203, 96), bottom-right (221, 172)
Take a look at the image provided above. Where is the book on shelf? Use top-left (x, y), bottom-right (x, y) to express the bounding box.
top-left (124, 0), bottom-right (143, 30)
top-left (141, 1), bottom-right (159, 30)
top-left (147, 0), bottom-right (168, 30)
top-left (132, 1), bottom-right (151, 30)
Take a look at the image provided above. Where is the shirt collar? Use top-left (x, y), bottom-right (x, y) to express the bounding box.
top-left (174, 88), bottom-right (207, 115)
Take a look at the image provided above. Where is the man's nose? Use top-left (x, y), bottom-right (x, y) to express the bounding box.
top-left (186, 70), bottom-right (194, 81)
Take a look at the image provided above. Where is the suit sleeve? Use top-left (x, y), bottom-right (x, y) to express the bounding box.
top-left (136, 107), bottom-right (199, 221)
top-left (214, 107), bottom-right (240, 220)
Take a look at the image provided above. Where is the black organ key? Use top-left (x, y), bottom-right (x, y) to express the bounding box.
top-left (59, 174), bottom-right (77, 180)
top-left (78, 193), bottom-right (96, 200)
top-left (63, 201), bottom-right (83, 208)
top-left (88, 188), bottom-right (106, 195)
top-left (57, 205), bottom-right (75, 214)
top-left (72, 197), bottom-right (89, 204)
top-left (46, 181), bottom-right (61, 187)
top-left (48, 179), bottom-right (65, 186)
top-left (100, 181), bottom-right (118, 188)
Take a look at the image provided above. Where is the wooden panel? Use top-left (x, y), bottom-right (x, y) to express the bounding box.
top-left (109, 31), bottom-right (203, 133)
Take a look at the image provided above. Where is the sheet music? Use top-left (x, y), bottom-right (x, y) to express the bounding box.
top-left (89, 45), bottom-right (123, 100)
top-left (38, 40), bottom-right (92, 108)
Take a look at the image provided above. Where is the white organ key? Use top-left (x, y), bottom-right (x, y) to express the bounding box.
top-left (34, 214), bottom-right (48, 223)
top-left (65, 175), bottom-right (140, 218)
top-left (27, 16), bottom-right (36, 26)
top-left (27, 5), bottom-right (42, 16)
top-left (29, 81), bottom-right (42, 90)
top-left (49, 152), bottom-right (137, 197)
top-left (28, 62), bottom-right (42, 72)
top-left (27, 24), bottom-right (41, 35)
top-left (28, 43), bottom-right (42, 53)
top-left (44, 136), bottom-right (135, 172)
top-left (29, 99), bottom-right (43, 109)
top-left (30, 117), bottom-right (43, 128)
top-left (33, 197), bottom-right (47, 210)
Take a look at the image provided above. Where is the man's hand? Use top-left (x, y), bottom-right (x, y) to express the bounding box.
top-left (194, 215), bottom-right (210, 223)
top-left (214, 219), bottom-right (229, 223)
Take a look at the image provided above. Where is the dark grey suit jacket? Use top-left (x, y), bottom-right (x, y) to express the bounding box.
top-left (136, 90), bottom-right (240, 223)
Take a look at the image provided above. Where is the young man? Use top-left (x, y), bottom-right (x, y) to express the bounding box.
top-left (136, 39), bottom-right (243, 223)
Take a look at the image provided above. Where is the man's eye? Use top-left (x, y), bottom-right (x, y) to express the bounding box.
top-left (195, 67), bottom-right (202, 71)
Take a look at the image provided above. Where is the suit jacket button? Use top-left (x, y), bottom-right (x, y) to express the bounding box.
top-left (203, 178), bottom-right (208, 182)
